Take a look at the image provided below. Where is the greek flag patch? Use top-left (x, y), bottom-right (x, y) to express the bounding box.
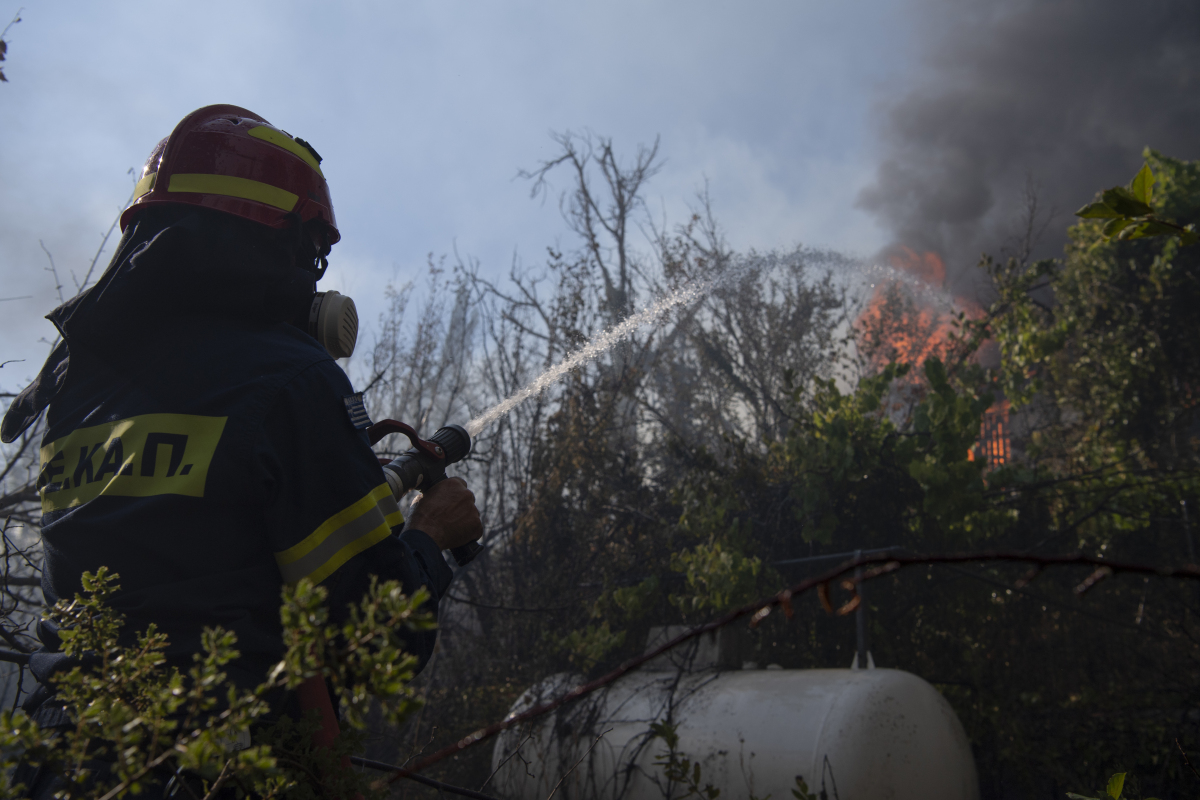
top-left (343, 392), bottom-right (372, 430)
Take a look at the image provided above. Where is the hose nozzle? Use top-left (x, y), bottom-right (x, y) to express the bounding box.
top-left (371, 421), bottom-right (481, 566)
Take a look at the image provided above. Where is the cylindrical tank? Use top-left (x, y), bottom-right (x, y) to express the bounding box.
top-left (491, 668), bottom-right (980, 800)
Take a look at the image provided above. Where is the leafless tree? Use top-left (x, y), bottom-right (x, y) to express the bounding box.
top-left (356, 133), bottom-right (852, 792)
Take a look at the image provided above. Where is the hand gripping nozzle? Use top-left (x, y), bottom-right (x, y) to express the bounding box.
top-left (369, 420), bottom-right (482, 567)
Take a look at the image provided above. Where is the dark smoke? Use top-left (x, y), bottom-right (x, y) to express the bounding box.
top-left (858, 0), bottom-right (1200, 300)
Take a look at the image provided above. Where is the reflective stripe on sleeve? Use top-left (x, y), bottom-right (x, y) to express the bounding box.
top-left (275, 483), bottom-right (403, 585)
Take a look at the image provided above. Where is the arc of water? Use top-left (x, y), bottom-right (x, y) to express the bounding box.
top-left (464, 254), bottom-right (969, 439)
top-left (466, 277), bottom-right (719, 437)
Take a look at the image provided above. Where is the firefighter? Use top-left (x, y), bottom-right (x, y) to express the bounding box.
top-left (0, 105), bottom-right (482, 790)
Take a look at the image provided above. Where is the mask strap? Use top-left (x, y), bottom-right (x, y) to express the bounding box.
top-left (310, 226), bottom-right (332, 281)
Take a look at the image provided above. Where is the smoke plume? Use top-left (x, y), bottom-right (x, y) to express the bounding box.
top-left (858, 0), bottom-right (1200, 299)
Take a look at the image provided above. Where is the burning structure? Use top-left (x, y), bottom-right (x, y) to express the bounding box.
top-left (856, 245), bottom-right (1011, 468)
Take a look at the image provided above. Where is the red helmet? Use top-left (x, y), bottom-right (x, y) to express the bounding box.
top-left (121, 104), bottom-right (340, 246)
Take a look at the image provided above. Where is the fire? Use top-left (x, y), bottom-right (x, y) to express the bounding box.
top-left (856, 246), bottom-right (980, 369)
top-left (891, 246), bottom-right (946, 285)
top-left (857, 246), bottom-right (1010, 465)
top-left (969, 399), bottom-right (1011, 467)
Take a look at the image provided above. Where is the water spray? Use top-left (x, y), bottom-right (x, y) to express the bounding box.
top-left (371, 264), bottom-right (745, 568)
top-left (466, 274), bottom-right (730, 437)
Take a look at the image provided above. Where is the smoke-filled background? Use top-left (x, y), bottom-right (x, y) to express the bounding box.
top-left (3, 3), bottom-right (1200, 798)
top-left (859, 0), bottom-right (1200, 301)
top-left (1, 0), bottom-right (1196, 382)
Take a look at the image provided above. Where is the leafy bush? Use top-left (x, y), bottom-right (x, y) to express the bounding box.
top-left (0, 569), bottom-right (430, 799)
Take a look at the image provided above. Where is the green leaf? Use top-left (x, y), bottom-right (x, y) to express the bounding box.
top-left (923, 356), bottom-right (947, 389)
top-left (1117, 219), bottom-right (1198, 246)
top-left (1130, 163), bottom-right (1155, 205)
top-left (1106, 773), bottom-right (1126, 800)
top-left (1076, 200), bottom-right (1121, 219)
top-left (1065, 794), bottom-right (1100, 800)
top-left (792, 776), bottom-right (817, 800)
top-left (1103, 218), bottom-right (1134, 238)
top-left (1102, 187), bottom-right (1153, 218)
top-left (1122, 220), bottom-right (1164, 239)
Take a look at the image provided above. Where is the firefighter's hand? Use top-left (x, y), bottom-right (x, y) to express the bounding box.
top-left (405, 477), bottom-right (482, 551)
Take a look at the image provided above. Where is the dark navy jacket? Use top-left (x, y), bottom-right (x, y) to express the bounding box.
top-left (3, 209), bottom-right (452, 688)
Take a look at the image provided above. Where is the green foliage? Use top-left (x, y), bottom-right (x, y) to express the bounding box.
top-left (382, 140), bottom-right (1200, 796)
top-left (555, 621), bottom-right (626, 672)
top-left (277, 574), bottom-right (431, 730)
top-left (1076, 162), bottom-right (1198, 246)
top-left (790, 775), bottom-right (819, 800)
top-left (685, 153), bottom-right (1200, 795)
top-left (649, 720), bottom-right (721, 800)
top-left (1067, 771), bottom-right (1162, 800)
top-left (779, 357), bottom-right (1008, 549)
top-left (998, 152), bottom-right (1200, 462)
top-left (666, 480), bottom-right (771, 616)
top-left (670, 539), bottom-right (763, 614)
top-left (905, 358), bottom-right (997, 538)
top-left (597, 151), bottom-right (1200, 796)
top-left (611, 576), bottom-right (660, 621)
top-left (0, 567), bottom-right (281, 799)
top-left (987, 150), bottom-right (1200, 547)
top-left (0, 569), bottom-right (431, 798)
top-left (780, 362), bottom-right (914, 545)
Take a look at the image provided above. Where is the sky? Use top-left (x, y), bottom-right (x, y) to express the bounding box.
top-left (1, 0), bottom-right (1196, 394)
top-left (0, 0), bottom-right (915, 390)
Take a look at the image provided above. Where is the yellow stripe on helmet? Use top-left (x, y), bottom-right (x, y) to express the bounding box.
top-left (168, 173), bottom-right (299, 212)
top-left (247, 126), bottom-right (325, 178)
top-left (133, 171), bottom-right (157, 200)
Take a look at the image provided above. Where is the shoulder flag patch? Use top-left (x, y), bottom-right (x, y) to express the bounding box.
top-left (343, 392), bottom-right (372, 430)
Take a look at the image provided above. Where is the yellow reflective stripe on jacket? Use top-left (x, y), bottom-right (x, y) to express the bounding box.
top-left (247, 126), bottom-right (325, 178)
top-left (39, 414), bottom-right (227, 513)
top-left (167, 173), bottom-right (299, 212)
top-left (275, 483), bottom-right (403, 585)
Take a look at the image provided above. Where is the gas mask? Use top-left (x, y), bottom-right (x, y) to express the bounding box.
top-left (306, 290), bottom-right (358, 359)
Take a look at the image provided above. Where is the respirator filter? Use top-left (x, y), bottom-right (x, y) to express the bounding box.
top-left (308, 290), bottom-right (358, 359)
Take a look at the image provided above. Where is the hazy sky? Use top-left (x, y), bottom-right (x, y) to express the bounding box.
top-left (3, 1), bottom-right (1195, 394)
top-left (0, 1), bottom-right (917, 389)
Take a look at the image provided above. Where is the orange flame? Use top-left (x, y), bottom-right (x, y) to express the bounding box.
top-left (969, 399), bottom-right (1011, 467)
top-left (860, 246), bottom-right (1009, 464)
top-left (893, 246), bottom-right (946, 285)
top-left (856, 247), bottom-right (980, 370)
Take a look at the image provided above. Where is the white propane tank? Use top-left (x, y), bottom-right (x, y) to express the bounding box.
top-left (491, 667), bottom-right (980, 800)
